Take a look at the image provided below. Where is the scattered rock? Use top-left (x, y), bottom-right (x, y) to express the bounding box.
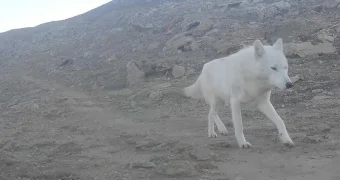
top-left (201, 35), bottom-right (216, 44)
top-left (316, 124), bottom-right (331, 133)
top-left (131, 23), bottom-right (154, 32)
top-left (189, 148), bottom-right (214, 161)
top-left (126, 61), bottom-right (145, 85)
top-left (136, 140), bottom-right (162, 151)
top-left (32, 103), bottom-right (40, 110)
top-left (151, 82), bottom-right (172, 90)
top-left (336, 26), bottom-right (340, 33)
top-left (291, 74), bottom-right (302, 83)
top-left (323, 0), bottom-right (340, 9)
top-left (172, 65), bottom-right (186, 78)
top-left (312, 89), bottom-right (323, 93)
top-left (271, 1), bottom-right (291, 12)
top-left (310, 95), bottom-right (340, 106)
top-left (149, 91), bottom-right (163, 102)
top-left (193, 18), bottom-right (215, 37)
top-left (284, 42), bottom-right (336, 58)
top-left (313, 5), bottom-right (324, 12)
top-left (149, 155), bottom-right (171, 165)
top-left (302, 135), bottom-right (322, 144)
top-left (105, 54), bottom-right (117, 63)
top-left (317, 34), bottom-right (335, 43)
top-left (186, 22), bottom-right (200, 31)
top-left (157, 161), bottom-right (196, 177)
top-left (214, 40), bottom-right (244, 55)
top-left (147, 42), bottom-right (161, 51)
top-left (108, 89), bottom-right (134, 96)
top-left (298, 34), bottom-right (312, 42)
top-left (130, 161), bottom-right (156, 169)
top-left (209, 141), bottom-right (231, 149)
top-left (228, 2), bottom-right (242, 8)
top-left (205, 29), bottom-right (220, 36)
top-left (57, 59), bottom-right (73, 69)
top-left (7, 99), bottom-right (20, 108)
top-left (194, 162), bottom-right (218, 172)
top-left (185, 68), bottom-right (196, 77)
top-left (163, 32), bottom-right (199, 52)
top-left (138, 60), bottom-right (171, 78)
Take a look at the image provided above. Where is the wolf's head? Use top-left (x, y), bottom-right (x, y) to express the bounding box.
top-left (253, 38), bottom-right (293, 90)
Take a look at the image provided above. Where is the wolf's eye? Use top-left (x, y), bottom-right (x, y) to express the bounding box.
top-left (271, 67), bottom-right (277, 71)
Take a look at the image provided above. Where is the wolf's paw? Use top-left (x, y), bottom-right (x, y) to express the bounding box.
top-left (238, 141), bottom-right (252, 149)
top-left (219, 129), bottom-right (228, 136)
top-left (283, 140), bottom-right (295, 148)
top-left (280, 135), bottom-right (295, 148)
top-left (208, 132), bottom-right (218, 138)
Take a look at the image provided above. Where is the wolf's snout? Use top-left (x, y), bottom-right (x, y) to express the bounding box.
top-left (285, 82), bottom-right (293, 89)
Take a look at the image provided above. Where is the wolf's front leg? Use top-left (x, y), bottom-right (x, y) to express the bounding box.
top-left (230, 98), bottom-right (251, 148)
top-left (257, 100), bottom-right (294, 147)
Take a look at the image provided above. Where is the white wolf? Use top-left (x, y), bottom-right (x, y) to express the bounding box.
top-left (183, 38), bottom-right (295, 148)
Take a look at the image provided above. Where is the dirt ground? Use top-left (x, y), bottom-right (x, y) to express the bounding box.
top-left (1, 0), bottom-right (340, 180)
top-left (1, 53), bottom-right (340, 180)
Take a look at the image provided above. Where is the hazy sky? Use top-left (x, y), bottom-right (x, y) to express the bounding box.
top-left (0, 0), bottom-right (111, 33)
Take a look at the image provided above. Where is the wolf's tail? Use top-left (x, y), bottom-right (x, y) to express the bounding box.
top-left (182, 77), bottom-right (202, 99)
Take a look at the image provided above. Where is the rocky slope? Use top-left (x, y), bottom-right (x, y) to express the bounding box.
top-left (0, 0), bottom-right (339, 92)
top-left (1, 0), bottom-right (340, 179)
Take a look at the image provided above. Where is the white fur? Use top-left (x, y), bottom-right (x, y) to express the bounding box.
top-left (183, 38), bottom-right (294, 148)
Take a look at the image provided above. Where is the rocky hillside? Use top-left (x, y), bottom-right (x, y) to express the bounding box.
top-left (0, 0), bottom-right (339, 92)
top-left (1, 1), bottom-right (340, 179)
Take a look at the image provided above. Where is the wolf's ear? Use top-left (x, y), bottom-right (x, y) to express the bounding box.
top-left (272, 38), bottom-right (283, 51)
top-left (254, 39), bottom-right (265, 58)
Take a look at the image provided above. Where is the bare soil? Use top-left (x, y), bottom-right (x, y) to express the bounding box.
top-left (1, 55), bottom-right (340, 180)
top-left (1, 0), bottom-right (340, 180)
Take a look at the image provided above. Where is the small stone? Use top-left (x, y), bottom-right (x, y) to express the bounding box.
top-left (147, 42), bottom-right (160, 51)
top-left (149, 91), bottom-right (163, 103)
top-left (149, 155), bottom-right (171, 165)
top-left (302, 135), bottom-right (322, 144)
top-left (106, 54), bottom-right (117, 63)
top-left (186, 22), bottom-right (200, 31)
top-left (32, 103), bottom-right (40, 110)
top-left (205, 29), bottom-right (220, 36)
top-left (149, 91), bottom-right (162, 99)
top-left (185, 68), bottom-right (196, 77)
top-left (157, 161), bottom-right (196, 177)
top-left (136, 141), bottom-right (161, 151)
top-left (126, 61), bottom-right (145, 85)
top-left (194, 162), bottom-right (218, 171)
top-left (272, 1), bottom-right (291, 12)
top-left (228, 2), bottom-right (242, 8)
top-left (145, 23), bottom-right (154, 29)
top-left (317, 34), bottom-right (335, 43)
top-left (163, 32), bottom-right (198, 52)
top-left (336, 27), bottom-right (340, 33)
top-left (313, 5), bottom-right (323, 12)
top-left (193, 18), bottom-right (215, 37)
top-left (130, 161), bottom-right (156, 169)
top-left (316, 124), bottom-right (331, 133)
top-left (108, 89), bottom-right (134, 96)
top-left (291, 74), bottom-right (302, 83)
top-left (209, 141), bottom-right (231, 149)
top-left (283, 42), bottom-right (336, 58)
top-left (312, 89), bottom-right (323, 93)
top-left (172, 65), bottom-right (186, 78)
top-left (189, 148), bottom-right (213, 161)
